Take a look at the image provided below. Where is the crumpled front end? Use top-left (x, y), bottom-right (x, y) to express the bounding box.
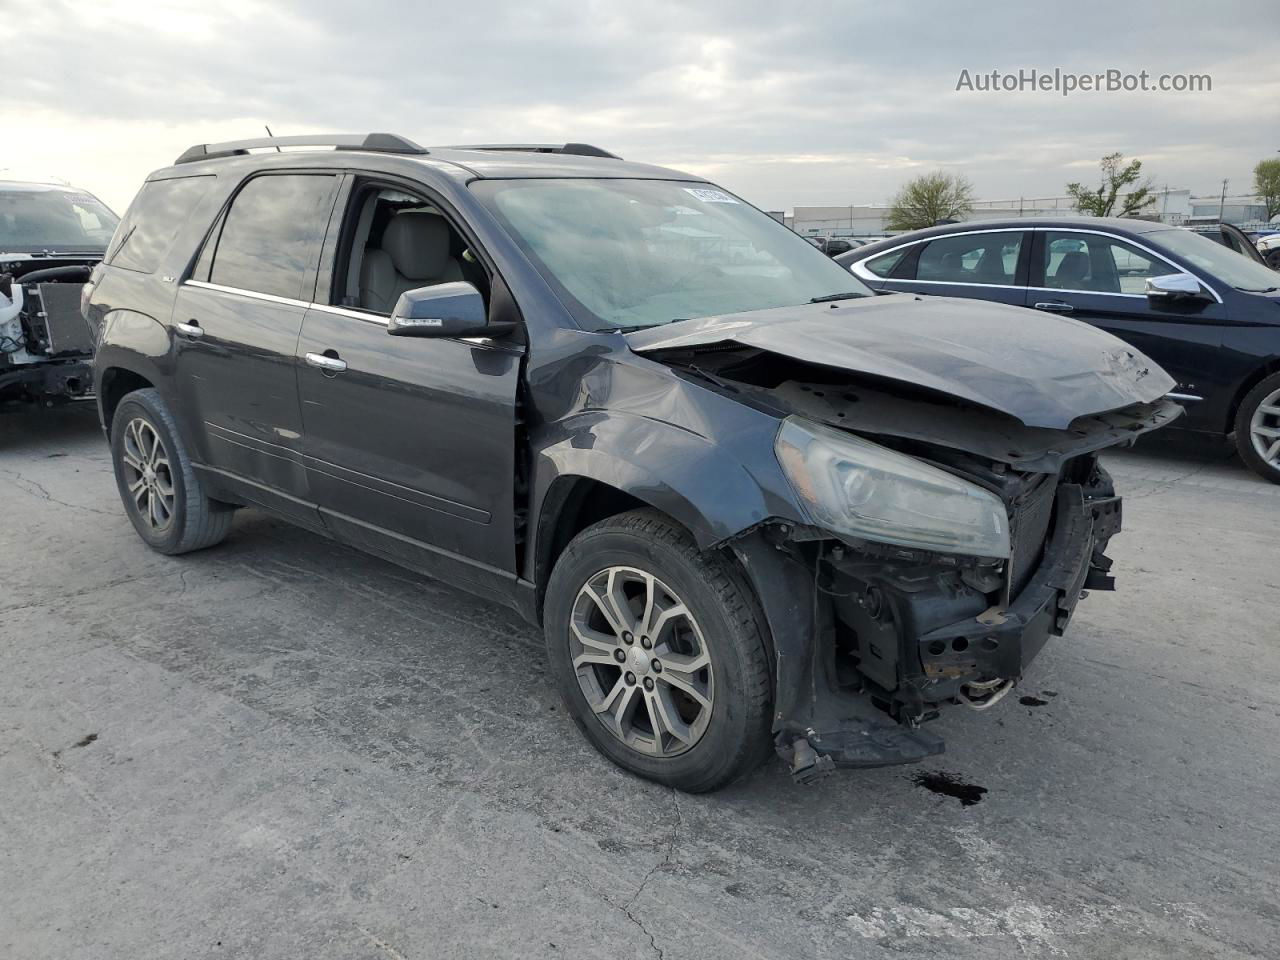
top-left (730, 449), bottom-right (1129, 783)
top-left (0, 259), bottom-right (99, 405)
top-left (630, 334), bottom-right (1183, 783)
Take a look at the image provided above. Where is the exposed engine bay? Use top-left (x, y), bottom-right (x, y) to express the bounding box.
top-left (641, 337), bottom-right (1180, 781)
top-left (0, 257), bottom-right (100, 405)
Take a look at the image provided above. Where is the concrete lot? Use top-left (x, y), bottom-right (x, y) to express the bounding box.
top-left (2, 405), bottom-right (1278, 960)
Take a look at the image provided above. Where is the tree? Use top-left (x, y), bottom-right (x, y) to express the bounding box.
top-left (1066, 152), bottom-right (1155, 217)
top-left (886, 172), bottom-right (974, 231)
top-left (1254, 158), bottom-right (1280, 221)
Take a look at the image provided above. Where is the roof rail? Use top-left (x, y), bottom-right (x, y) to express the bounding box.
top-left (448, 143), bottom-right (622, 160)
top-left (174, 133), bottom-right (428, 165)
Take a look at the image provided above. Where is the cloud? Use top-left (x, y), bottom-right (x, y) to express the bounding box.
top-left (3, 0), bottom-right (1278, 212)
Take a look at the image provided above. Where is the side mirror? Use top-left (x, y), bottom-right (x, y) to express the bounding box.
top-left (388, 281), bottom-right (514, 339)
top-left (1145, 273), bottom-right (1206, 301)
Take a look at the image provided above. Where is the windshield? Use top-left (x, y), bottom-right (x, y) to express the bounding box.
top-left (1145, 228), bottom-right (1279, 293)
top-left (474, 178), bottom-right (872, 329)
top-left (0, 185), bottom-right (120, 253)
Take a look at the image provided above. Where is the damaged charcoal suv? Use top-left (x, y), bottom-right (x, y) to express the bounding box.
top-left (1, 176), bottom-right (119, 406)
top-left (88, 135), bottom-right (1181, 791)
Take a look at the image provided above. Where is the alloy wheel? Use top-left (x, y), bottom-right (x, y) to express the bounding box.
top-left (121, 417), bottom-right (176, 532)
top-left (1249, 386), bottom-right (1280, 471)
top-left (569, 566), bottom-right (714, 757)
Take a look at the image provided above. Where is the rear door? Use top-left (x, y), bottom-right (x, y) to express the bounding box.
top-left (171, 172), bottom-right (340, 525)
top-left (1028, 229), bottom-right (1232, 424)
top-left (854, 229), bottom-right (1030, 306)
top-left (295, 176), bottom-right (525, 594)
top-left (1218, 223), bottom-right (1269, 266)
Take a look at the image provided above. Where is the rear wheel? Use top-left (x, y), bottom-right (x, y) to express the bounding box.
top-left (1234, 372), bottom-right (1280, 485)
top-left (110, 388), bottom-right (234, 553)
top-left (544, 509), bottom-right (773, 793)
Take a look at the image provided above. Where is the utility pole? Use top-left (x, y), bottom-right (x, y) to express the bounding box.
top-left (1219, 179), bottom-right (1228, 221)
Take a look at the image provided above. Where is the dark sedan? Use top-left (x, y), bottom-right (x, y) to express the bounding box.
top-left (837, 218), bottom-right (1280, 482)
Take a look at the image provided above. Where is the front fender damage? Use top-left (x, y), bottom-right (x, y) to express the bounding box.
top-left (727, 464), bottom-right (1124, 785)
top-left (729, 528), bottom-right (945, 784)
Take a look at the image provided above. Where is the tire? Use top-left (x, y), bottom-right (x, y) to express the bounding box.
top-left (544, 509), bottom-right (773, 792)
top-left (110, 388), bottom-right (234, 553)
top-left (1265, 249), bottom-right (1280, 271)
top-left (1234, 372), bottom-right (1280, 485)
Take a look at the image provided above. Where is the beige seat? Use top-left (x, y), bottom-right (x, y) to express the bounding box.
top-left (359, 211), bottom-right (463, 313)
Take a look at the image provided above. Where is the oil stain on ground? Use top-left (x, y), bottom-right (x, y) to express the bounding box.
top-left (912, 770), bottom-right (988, 806)
top-left (1019, 695), bottom-right (1050, 706)
top-left (51, 732), bottom-right (98, 761)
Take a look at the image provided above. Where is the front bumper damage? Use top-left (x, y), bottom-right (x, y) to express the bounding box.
top-left (0, 261), bottom-right (98, 405)
top-left (731, 466), bottom-right (1124, 784)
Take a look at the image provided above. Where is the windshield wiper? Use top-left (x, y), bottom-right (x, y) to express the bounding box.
top-left (599, 318), bottom-right (692, 334)
top-left (1237, 286), bottom-right (1278, 293)
top-left (107, 223), bottom-right (137, 261)
top-left (810, 292), bottom-right (863, 303)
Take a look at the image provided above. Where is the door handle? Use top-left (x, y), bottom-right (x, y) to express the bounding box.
top-left (1033, 301), bottom-right (1074, 313)
top-left (175, 320), bottom-right (204, 337)
top-left (305, 351), bottom-right (348, 373)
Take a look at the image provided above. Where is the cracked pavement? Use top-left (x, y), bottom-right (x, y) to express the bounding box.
top-left (2, 407), bottom-right (1279, 959)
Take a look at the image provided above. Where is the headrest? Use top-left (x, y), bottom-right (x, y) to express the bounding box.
top-left (1055, 250), bottom-right (1090, 283)
top-left (381, 212), bottom-right (451, 280)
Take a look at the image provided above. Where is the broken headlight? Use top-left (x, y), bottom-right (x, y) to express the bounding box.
top-left (774, 417), bottom-right (1010, 558)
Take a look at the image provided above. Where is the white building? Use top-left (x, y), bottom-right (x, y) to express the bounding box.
top-left (1186, 194), bottom-right (1272, 229)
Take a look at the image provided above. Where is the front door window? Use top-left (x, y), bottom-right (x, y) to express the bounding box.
top-left (1041, 232), bottom-right (1170, 295)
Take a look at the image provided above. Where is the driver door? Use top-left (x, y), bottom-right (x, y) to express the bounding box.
top-left (295, 176), bottom-right (525, 596)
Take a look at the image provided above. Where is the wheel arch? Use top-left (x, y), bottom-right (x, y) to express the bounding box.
top-left (97, 365), bottom-right (156, 436)
top-left (93, 307), bottom-right (173, 436)
top-left (1227, 357), bottom-right (1280, 435)
top-left (531, 475), bottom-right (652, 615)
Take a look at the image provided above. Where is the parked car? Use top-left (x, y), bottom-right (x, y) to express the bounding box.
top-left (1189, 223), bottom-right (1273, 268)
top-left (1257, 232), bottom-right (1280, 270)
top-left (88, 135), bottom-right (1178, 791)
top-left (1, 176), bottom-right (118, 406)
top-left (810, 237), bottom-right (865, 257)
top-left (838, 218), bottom-right (1280, 483)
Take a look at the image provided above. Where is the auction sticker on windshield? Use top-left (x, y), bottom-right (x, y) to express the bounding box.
top-left (684, 187), bottom-right (738, 203)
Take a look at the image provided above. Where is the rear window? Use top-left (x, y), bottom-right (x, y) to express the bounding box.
top-left (199, 174), bottom-right (338, 300)
top-left (917, 231), bottom-right (1022, 284)
top-left (108, 176), bottom-right (215, 274)
top-left (864, 249), bottom-right (907, 277)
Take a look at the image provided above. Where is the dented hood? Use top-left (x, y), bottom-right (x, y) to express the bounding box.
top-left (625, 295), bottom-right (1175, 429)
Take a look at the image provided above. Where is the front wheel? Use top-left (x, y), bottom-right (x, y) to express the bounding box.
top-left (1234, 373), bottom-right (1280, 485)
top-left (544, 509), bottom-right (774, 793)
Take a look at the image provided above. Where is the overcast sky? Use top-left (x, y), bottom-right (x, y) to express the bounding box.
top-left (4, 0), bottom-right (1278, 214)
